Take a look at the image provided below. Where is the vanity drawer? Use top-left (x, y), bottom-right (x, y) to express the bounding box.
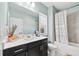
top-left (28, 40), bottom-right (42, 49)
top-left (42, 38), bottom-right (47, 44)
top-left (3, 44), bottom-right (27, 56)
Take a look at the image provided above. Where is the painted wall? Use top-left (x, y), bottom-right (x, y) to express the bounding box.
top-left (0, 2), bottom-right (8, 56)
top-left (0, 3), bottom-right (8, 37)
top-left (48, 6), bottom-right (58, 43)
top-left (67, 5), bottom-right (79, 15)
top-left (35, 2), bottom-right (48, 15)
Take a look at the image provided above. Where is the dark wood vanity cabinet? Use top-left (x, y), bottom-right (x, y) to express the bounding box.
top-left (40, 43), bottom-right (48, 56)
top-left (27, 46), bottom-right (40, 56)
top-left (3, 44), bottom-right (27, 56)
top-left (3, 38), bottom-right (48, 56)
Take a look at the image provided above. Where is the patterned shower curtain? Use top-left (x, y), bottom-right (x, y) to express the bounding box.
top-left (55, 10), bottom-right (68, 44)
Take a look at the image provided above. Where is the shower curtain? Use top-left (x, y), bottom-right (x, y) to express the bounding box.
top-left (55, 10), bottom-right (68, 44)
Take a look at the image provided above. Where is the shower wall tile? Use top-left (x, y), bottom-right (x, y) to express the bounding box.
top-left (67, 12), bottom-right (79, 43)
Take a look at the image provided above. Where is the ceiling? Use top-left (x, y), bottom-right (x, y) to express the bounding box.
top-left (42, 2), bottom-right (79, 10)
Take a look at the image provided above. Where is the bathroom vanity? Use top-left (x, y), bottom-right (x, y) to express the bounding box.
top-left (2, 2), bottom-right (48, 56)
top-left (3, 37), bottom-right (48, 56)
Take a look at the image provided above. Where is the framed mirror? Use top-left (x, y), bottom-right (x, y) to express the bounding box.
top-left (7, 2), bottom-right (48, 36)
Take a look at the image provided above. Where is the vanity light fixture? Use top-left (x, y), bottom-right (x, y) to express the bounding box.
top-left (31, 2), bottom-right (35, 8)
top-left (26, 2), bottom-right (31, 6)
top-left (15, 2), bottom-right (35, 8)
top-left (26, 2), bottom-right (35, 8)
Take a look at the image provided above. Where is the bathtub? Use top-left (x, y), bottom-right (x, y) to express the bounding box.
top-left (56, 42), bottom-right (79, 56)
top-left (69, 42), bottom-right (79, 48)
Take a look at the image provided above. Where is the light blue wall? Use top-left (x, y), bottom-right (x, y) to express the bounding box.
top-left (48, 6), bottom-right (58, 43)
top-left (67, 5), bottom-right (79, 14)
top-left (0, 2), bottom-right (8, 37)
top-left (35, 2), bottom-right (48, 15)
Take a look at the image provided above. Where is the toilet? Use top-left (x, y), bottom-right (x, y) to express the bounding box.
top-left (48, 43), bottom-right (57, 56)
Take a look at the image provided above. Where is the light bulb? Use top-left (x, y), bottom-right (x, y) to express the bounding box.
top-left (17, 2), bottom-right (23, 6)
top-left (26, 2), bottom-right (31, 6)
top-left (31, 2), bottom-right (35, 8)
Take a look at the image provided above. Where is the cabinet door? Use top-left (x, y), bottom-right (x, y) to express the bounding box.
top-left (40, 43), bottom-right (48, 56)
top-left (3, 44), bottom-right (27, 56)
top-left (15, 51), bottom-right (27, 56)
top-left (28, 46), bottom-right (40, 56)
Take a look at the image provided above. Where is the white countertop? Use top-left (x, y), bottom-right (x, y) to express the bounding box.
top-left (0, 41), bottom-right (2, 56)
top-left (3, 37), bottom-right (47, 49)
